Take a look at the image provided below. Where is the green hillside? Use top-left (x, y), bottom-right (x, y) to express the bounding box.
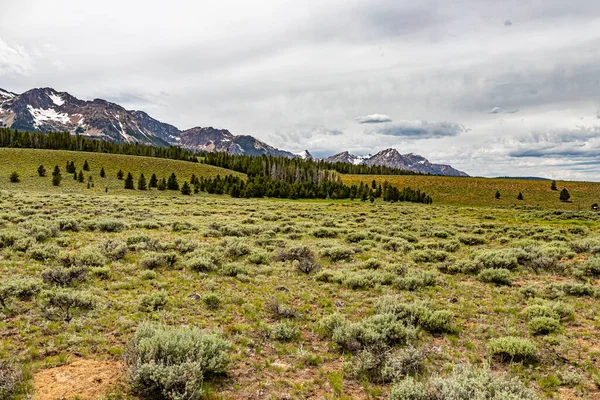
top-left (0, 148), bottom-right (244, 194)
top-left (343, 174), bottom-right (600, 210)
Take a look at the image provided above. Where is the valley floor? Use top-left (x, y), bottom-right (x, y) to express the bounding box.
top-left (1, 185), bottom-right (600, 399)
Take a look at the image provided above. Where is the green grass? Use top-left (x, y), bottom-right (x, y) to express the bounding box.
top-left (0, 148), bottom-right (243, 194)
top-left (0, 148), bottom-right (599, 399)
top-left (343, 174), bottom-right (600, 209)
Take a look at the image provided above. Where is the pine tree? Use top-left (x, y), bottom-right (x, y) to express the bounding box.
top-left (66, 161), bottom-right (76, 174)
top-left (9, 171), bottom-right (20, 183)
top-left (117, 169), bottom-right (124, 180)
top-left (495, 190), bottom-right (500, 199)
top-left (138, 173), bottom-right (147, 190)
top-left (124, 172), bottom-right (135, 189)
top-left (83, 160), bottom-right (90, 171)
top-left (149, 173), bottom-right (158, 188)
top-left (551, 180), bottom-right (557, 191)
top-left (560, 188), bottom-right (570, 202)
top-left (517, 192), bottom-right (524, 200)
top-left (37, 165), bottom-right (46, 177)
top-left (100, 167), bottom-right (106, 178)
top-left (181, 181), bottom-right (191, 195)
top-left (73, 171), bottom-right (77, 180)
top-left (190, 174), bottom-right (197, 185)
top-left (52, 166), bottom-right (62, 186)
top-left (167, 172), bottom-right (179, 190)
top-left (157, 178), bottom-right (167, 191)
top-left (78, 170), bottom-right (85, 182)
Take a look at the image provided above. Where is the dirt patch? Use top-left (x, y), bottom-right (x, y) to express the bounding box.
top-left (33, 359), bottom-right (125, 400)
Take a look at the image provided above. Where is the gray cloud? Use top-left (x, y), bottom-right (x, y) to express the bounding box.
top-left (374, 120), bottom-right (466, 139)
top-left (504, 20), bottom-right (513, 26)
top-left (2, 0), bottom-right (600, 179)
top-left (356, 114), bottom-right (392, 124)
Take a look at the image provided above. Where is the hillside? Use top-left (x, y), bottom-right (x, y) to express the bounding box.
top-left (0, 148), bottom-right (243, 194)
top-left (342, 174), bottom-right (600, 210)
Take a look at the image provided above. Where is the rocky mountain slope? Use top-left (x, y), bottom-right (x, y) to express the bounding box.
top-left (324, 148), bottom-right (468, 176)
top-left (0, 87), bottom-right (467, 175)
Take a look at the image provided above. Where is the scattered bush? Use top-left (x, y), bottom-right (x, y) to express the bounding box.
top-left (220, 263), bottom-right (248, 277)
top-left (0, 278), bottom-right (42, 308)
top-left (270, 321), bottom-right (300, 342)
top-left (375, 297), bottom-right (455, 334)
top-left (478, 268), bottom-right (512, 285)
top-left (487, 336), bottom-right (537, 362)
top-left (395, 270), bottom-right (438, 291)
top-left (186, 256), bottom-right (218, 273)
top-left (458, 235), bottom-right (486, 246)
top-left (42, 267), bottom-right (88, 286)
top-left (203, 293), bottom-right (221, 310)
top-left (140, 252), bottom-right (178, 269)
top-left (0, 361), bottom-right (22, 399)
top-left (389, 366), bottom-right (538, 400)
top-left (93, 219), bottom-right (126, 232)
top-left (528, 317), bottom-right (561, 335)
top-left (27, 243), bottom-right (60, 262)
top-left (127, 323), bottom-right (230, 400)
top-left (383, 239), bottom-right (414, 253)
top-left (474, 249), bottom-right (521, 270)
top-left (321, 246), bottom-right (353, 261)
top-left (311, 228), bottom-right (339, 238)
top-left (139, 291), bottom-right (168, 311)
top-left (101, 239), bottom-right (128, 261)
top-left (41, 288), bottom-right (96, 321)
top-left (90, 266), bottom-right (111, 280)
top-left (411, 250), bottom-right (448, 263)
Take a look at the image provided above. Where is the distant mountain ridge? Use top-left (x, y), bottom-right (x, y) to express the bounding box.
top-left (0, 86), bottom-right (467, 176)
top-left (324, 149), bottom-right (468, 176)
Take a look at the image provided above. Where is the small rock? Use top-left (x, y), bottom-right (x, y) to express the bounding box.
top-left (188, 293), bottom-right (201, 300)
top-left (275, 286), bottom-right (289, 292)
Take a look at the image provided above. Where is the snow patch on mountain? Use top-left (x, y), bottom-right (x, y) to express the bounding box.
top-left (27, 105), bottom-right (70, 128)
top-left (49, 93), bottom-right (65, 106)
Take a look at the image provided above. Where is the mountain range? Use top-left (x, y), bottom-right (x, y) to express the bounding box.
top-left (0, 87), bottom-right (467, 176)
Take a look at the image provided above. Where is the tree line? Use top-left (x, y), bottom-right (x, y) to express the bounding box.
top-left (200, 152), bottom-right (425, 180)
top-left (0, 128), bottom-right (197, 162)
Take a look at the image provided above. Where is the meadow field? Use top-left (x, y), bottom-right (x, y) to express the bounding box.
top-left (1, 149), bottom-right (600, 399)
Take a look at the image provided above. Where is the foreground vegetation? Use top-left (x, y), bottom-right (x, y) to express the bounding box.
top-left (1, 181), bottom-right (600, 398)
top-left (1, 148), bottom-right (600, 399)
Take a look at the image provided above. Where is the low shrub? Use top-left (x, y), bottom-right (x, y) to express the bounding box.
top-left (140, 252), bottom-right (178, 269)
top-left (382, 239), bottom-right (414, 253)
top-left (311, 228), bottom-right (339, 238)
top-left (487, 336), bottom-right (537, 363)
top-left (27, 243), bottom-right (60, 262)
top-left (411, 250), bottom-right (448, 263)
top-left (248, 251), bottom-right (270, 265)
top-left (478, 268), bottom-right (511, 285)
top-left (266, 299), bottom-right (297, 319)
top-left (127, 323), bottom-right (230, 400)
top-left (93, 219), bottom-right (126, 232)
top-left (220, 263), bottom-right (248, 277)
top-left (41, 288), bottom-right (96, 321)
top-left (458, 235), bottom-right (486, 246)
top-left (389, 366), bottom-right (538, 400)
top-left (42, 267), bottom-right (88, 286)
top-left (580, 257), bottom-right (600, 276)
top-left (140, 270), bottom-right (157, 280)
top-left (395, 270), bottom-right (438, 291)
top-left (560, 283), bottom-right (594, 297)
top-left (203, 293), bottom-right (221, 310)
top-left (0, 361), bottom-right (22, 399)
top-left (529, 317), bottom-right (561, 335)
top-left (186, 256), bottom-right (218, 273)
top-left (101, 239), bottom-right (128, 261)
top-left (0, 278), bottom-right (42, 308)
top-left (173, 238), bottom-right (198, 254)
top-left (139, 291), bottom-right (168, 311)
top-left (374, 297), bottom-right (455, 334)
top-left (90, 266), bottom-right (111, 280)
top-left (270, 321), bottom-right (300, 342)
top-left (321, 246), bottom-right (353, 262)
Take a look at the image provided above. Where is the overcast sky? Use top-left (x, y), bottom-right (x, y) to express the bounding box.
top-left (2, 0), bottom-right (600, 179)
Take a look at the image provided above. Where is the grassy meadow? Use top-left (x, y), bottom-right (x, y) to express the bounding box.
top-left (1, 148), bottom-right (600, 399)
top-left (343, 174), bottom-right (600, 210)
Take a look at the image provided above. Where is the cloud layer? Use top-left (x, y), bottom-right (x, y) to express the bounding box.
top-left (1, 0), bottom-right (600, 179)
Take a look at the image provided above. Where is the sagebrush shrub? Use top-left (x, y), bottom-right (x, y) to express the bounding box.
top-left (139, 291), bottom-right (168, 311)
top-left (389, 366), bottom-right (538, 400)
top-left (41, 288), bottom-right (96, 321)
top-left (270, 321), bottom-right (300, 341)
top-left (27, 243), bottom-right (60, 262)
top-left (220, 262), bottom-right (248, 277)
top-left (487, 336), bottom-right (537, 362)
top-left (383, 239), bottom-right (414, 253)
top-left (203, 293), bottom-right (221, 309)
top-left (478, 268), bottom-right (511, 285)
top-left (474, 249), bottom-right (521, 270)
top-left (395, 270), bottom-right (438, 291)
top-left (321, 246), bottom-right (353, 261)
top-left (186, 256), bottom-right (218, 272)
top-left (0, 278), bottom-right (42, 308)
top-left (411, 249), bottom-right (448, 263)
top-left (528, 317), bottom-right (560, 335)
top-left (0, 361), bottom-right (22, 399)
top-left (101, 239), bottom-right (128, 261)
top-left (127, 323), bottom-right (230, 400)
top-left (42, 266), bottom-right (88, 286)
top-left (92, 219), bottom-right (126, 232)
top-left (374, 297), bottom-right (455, 334)
top-left (140, 252), bottom-right (178, 269)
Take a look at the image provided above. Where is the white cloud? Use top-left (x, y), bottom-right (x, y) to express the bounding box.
top-left (356, 114), bottom-right (392, 124)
